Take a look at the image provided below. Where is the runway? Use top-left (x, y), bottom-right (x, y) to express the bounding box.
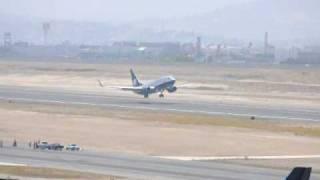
top-left (0, 147), bottom-right (298, 180)
top-left (0, 85), bottom-right (319, 122)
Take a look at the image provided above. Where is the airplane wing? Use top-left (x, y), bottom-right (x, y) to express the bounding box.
top-left (120, 86), bottom-right (144, 92)
top-left (98, 80), bottom-right (134, 89)
top-left (177, 83), bottom-right (229, 91)
top-left (98, 80), bottom-right (154, 93)
top-left (121, 86), bottom-right (155, 92)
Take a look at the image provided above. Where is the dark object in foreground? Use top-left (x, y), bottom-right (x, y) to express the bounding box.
top-left (287, 167), bottom-right (312, 180)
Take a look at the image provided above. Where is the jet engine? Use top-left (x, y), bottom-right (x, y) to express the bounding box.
top-left (166, 86), bottom-right (177, 93)
top-left (143, 86), bottom-right (154, 98)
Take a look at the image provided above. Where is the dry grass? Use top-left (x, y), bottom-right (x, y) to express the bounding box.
top-left (0, 165), bottom-right (122, 179)
top-left (0, 60), bottom-right (317, 82)
top-left (123, 110), bottom-right (320, 137)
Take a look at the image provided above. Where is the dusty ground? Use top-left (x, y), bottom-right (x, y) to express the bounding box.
top-left (0, 165), bottom-right (122, 179)
top-left (0, 101), bottom-right (319, 157)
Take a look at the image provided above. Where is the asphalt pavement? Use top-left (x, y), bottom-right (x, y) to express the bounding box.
top-left (0, 147), bottom-right (302, 180)
top-left (0, 85), bottom-right (318, 122)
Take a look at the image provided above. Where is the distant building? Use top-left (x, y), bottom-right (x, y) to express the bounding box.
top-left (263, 32), bottom-right (275, 60)
top-left (3, 32), bottom-right (12, 47)
top-left (283, 46), bottom-right (320, 64)
top-left (42, 22), bottom-right (51, 45)
top-left (195, 36), bottom-right (202, 57)
top-left (14, 41), bottom-right (29, 47)
top-left (110, 41), bottom-right (182, 58)
top-left (264, 32), bottom-right (269, 55)
top-left (112, 41), bottom-right (137, 47)
top-left (181, 43), bottom-right (194, 55)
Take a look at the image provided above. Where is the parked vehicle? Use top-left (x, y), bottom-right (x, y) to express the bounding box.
top-left (66, 144), bottom-right (80, 151)
top-left (48, 143), bottom-right (64, 151)
top-left (38, 141), bottom-right (49, 150)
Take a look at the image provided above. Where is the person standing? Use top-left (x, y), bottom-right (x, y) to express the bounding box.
top-left (13, 139), bottom-right (17, 147)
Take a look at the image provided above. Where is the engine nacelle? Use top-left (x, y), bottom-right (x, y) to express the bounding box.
top-left (166, 86), bottom-right (177, 93)
top-left (142, 87), bottom-right (151, 98)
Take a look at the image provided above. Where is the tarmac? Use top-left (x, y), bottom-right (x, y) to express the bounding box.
top-left (0, 147), bottom-right (307, 180)
top-left (0, 85), bottom-right (319, 122)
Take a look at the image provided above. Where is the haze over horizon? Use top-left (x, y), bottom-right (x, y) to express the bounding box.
top-left (0, 0), bottom-right (253, 23)
top-left (0, 0), bottom-right (319, 45)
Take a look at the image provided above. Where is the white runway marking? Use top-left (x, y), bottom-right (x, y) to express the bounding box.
top-left (156, 155), bottom-right (320, 161)
top-left (0, 96), bottom-right (319, 122)
top-left (0, 162), bottom-right (26, 166)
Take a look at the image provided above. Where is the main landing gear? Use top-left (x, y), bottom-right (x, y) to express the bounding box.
top-left (159, 93), bottom-right (164, 98)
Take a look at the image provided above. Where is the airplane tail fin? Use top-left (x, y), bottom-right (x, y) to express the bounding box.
top-left (130, 69), bottom-right (142, 87)
top-left (286, 167), bottom-right (312, 180)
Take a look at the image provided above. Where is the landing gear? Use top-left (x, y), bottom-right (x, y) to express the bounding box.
top-left (159, 93), bottom-right (164, 98)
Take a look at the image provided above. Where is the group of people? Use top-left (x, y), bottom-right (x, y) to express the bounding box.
top-left (0, 139), bottom-right (17, 147)
top-left (29, 140), bottom-right (41, 149)
top-left (0, 139), bottom-right (42, 149)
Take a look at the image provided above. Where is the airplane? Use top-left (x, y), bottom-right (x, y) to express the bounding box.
top-left (99, 69), bottom-right (177, 98)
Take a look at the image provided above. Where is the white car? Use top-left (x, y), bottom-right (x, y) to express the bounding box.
top-left (38, 141), bottom-right (49, 150)
top-left (65, 144), bottom-right (81, 151)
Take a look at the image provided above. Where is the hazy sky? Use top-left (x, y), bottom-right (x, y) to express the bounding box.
top-left (0, 0), bottom-right (253, 22)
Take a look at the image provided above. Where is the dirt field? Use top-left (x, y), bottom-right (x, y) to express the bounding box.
top-left (0, 165), bottom-right (122, 179)
top-left (0, 100), bottom-right (319, 157)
